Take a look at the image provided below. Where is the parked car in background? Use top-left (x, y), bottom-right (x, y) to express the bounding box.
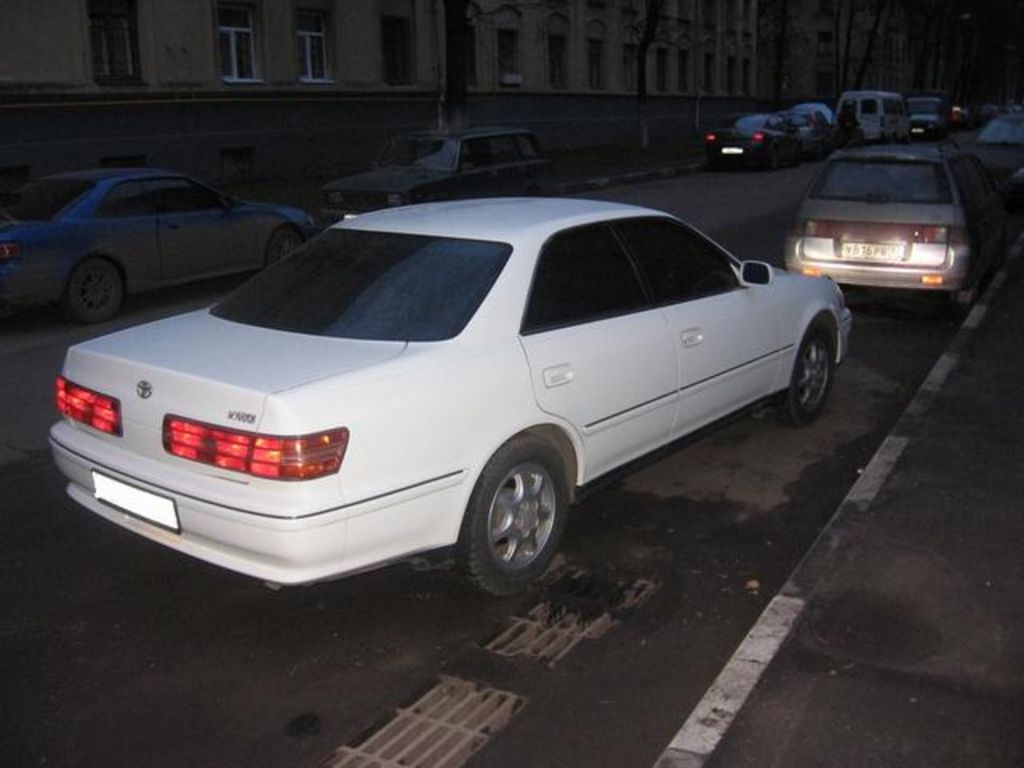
top-left (786, 144), bottom-right (1006, 313)
top-left (50, 197), bottom-right (850, 596)
top-left (779, 111), bottom-right (830, 160)
top-left (0, 169), bottom-right (316, 323)
top-left (906, 96), bottom-right (949, 140)
top-left (836, 90), bottom-right (910, 142)
top-left (319, 127), bottom-right (551, 222)
top-left (792, 102), bottom-right (835, 126)
top-left (966, 113), bottom-right (1024, 209)
top-left (704, 113), bottom-right (802, 170)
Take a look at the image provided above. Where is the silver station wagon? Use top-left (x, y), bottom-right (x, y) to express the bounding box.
top-left (785, 144), bottom-right (1006, 312)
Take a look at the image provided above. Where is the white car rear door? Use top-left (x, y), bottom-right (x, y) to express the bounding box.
top-left (519, 223), bottom-right (678, 482)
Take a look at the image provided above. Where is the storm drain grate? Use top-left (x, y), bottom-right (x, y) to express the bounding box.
top-left (485, 572), bottom-right (659, 665)
top-left (322, 676), bottom-right (524, 768)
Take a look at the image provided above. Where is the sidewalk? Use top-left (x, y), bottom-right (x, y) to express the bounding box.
top-left (658, 245), bottom-right (1024, 767)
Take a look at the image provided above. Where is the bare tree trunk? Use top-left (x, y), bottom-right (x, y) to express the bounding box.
top-left (840, 0), bottom-right (857, 91)
top-left (853, 0), bottom-right (888, 88)
top-left (442, 0), bottom-right (468, 129)
top-left (635, 0), bottom-right (664, 147)
top-left (773, 0), bottom-right (789, 102)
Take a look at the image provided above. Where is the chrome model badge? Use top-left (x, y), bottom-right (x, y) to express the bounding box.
top-left (136, 380), bottom-right (153, 399)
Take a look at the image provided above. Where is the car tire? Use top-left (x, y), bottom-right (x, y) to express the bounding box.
top-left (780, 323), bottom-right (834, 426)
top-left (62, 257), bottom-right (124, 324)
top-left (457, 436), bottom-right (568, 596)
top-left (264, 226), bottom-right (303, 267)
top-left (768, 145), bottom-right (780, 170)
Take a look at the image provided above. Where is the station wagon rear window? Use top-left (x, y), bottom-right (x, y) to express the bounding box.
top-left (810, 160), bottom-right (953, 204)
top-left (212, 229), bottom-right (511, 341)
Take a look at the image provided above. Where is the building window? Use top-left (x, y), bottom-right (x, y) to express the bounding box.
top-left (382, 15), bottom-right (413, 84)
top-left (548, 34), bottom-right (567, 89)
top-left (622, 43), bottom-right (637, 91)
top-left (816, 69), bottom-right (833, 95)
top-left (703, 52), bottom-right (715, 93)
top-left (296, 11), bottom-right (328, 81)
top-left (588, 39), bottom-right (605, 90)
top-left (655, 48), bottom-right (668, 92)
top-left (677, 49), bottom-right (689, 91)
top-left (465, 24), bottom-right (477, 86)
top-left (218, 6), bottom-right (258, 81)
top-left (726, 56), bottom-right (736, 93)
top-left (89, 0), bottom-right (140, 82)
top-left (702, 0), bottom-right (716, 28)
top-left (497, 28), bottom-right (520, 83)
top-left (817, 30), bottom-right (833, 56)
top-left (742, 58), bottom-right (750, 94)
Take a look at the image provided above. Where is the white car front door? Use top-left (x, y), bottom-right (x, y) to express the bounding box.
top-left (519, 223), bottom-right (679, 482)
top-left (612, 217), bottom-right (782, 439)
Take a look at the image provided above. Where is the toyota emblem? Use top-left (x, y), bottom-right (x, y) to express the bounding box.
top-left (136, 380), bottom-right (153, 399)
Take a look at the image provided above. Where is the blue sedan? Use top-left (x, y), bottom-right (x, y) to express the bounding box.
top-left (0, 169), bottom-right (317, 322)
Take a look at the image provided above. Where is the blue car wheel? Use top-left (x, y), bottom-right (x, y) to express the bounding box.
top-left (62, 257), bottom-right (124, 324)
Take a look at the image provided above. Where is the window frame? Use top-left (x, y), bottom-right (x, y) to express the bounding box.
top-left (89, 0), bottom-right (142, 84)
top-left (521, 222), bottom-right (653, 335)
top-left (381, 13), bottom-right (415, 85)
top-left (296, 10), bottom-right (330, 83)
top-left (218, 5), bottom-right (260, 83)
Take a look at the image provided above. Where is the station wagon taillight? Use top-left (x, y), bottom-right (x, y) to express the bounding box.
top-left (704, 132), bottom-right (717, 142)
top-left (163, 416), bottom-right (349, 481)
top-left (800, 219), bottom-right (955, 245)
top-left (752, 132), bottom-right (766, 142)
top-left (56, 376), bottom-right (122, 436)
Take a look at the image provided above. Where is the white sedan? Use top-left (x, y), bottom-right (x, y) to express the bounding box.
top-left (50, 198), bottom-right (852, 595)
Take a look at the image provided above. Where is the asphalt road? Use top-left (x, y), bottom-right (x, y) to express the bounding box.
top-left (0, 161), bottom-right (967, 768)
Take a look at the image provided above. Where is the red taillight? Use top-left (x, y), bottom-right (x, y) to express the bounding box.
top-left (801, 220), bottom-right (951, 245)
top-left (752, 131), bottom-right (766, 142)
top-left (163, 415), bottom-right (349, 481)
top-left (803, 219), bottom-right (839, 237)
top-left (0, 242), bottom-right (22, 260)
top-left (56, 376), bottom-right (122, 436)
top-left (704, 132), bottom-right (717, 142)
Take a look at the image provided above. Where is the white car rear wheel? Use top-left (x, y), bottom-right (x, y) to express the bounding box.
top-left (458, 436), bottom-right (568, 596)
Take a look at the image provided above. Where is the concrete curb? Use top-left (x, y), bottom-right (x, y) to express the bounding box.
top-left (551, 160), bottom-right (705, 195)
top-left (652, 230), bottom-right (1024, 768)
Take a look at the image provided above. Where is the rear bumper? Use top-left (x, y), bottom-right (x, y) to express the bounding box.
top-left (785, 237), bottom-right (969, 293)
top-left (50, 421), bottom-right (467, 585)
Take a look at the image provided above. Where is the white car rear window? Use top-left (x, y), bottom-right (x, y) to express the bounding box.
top-left (213, 229), bottom-right (511, 341)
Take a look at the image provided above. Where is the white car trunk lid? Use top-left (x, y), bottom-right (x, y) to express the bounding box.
top-left (61, 310), bottom-right (406, 460)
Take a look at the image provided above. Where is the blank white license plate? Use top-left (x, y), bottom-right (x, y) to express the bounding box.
top-left (93, 472), bottom-right (180, 532)
top-left (841, 242), bottom-right (906, 262)
top-left (721, 147), bottom-right (744, 155)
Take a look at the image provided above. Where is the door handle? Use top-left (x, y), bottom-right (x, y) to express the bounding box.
top-left (681, 328), bottom-right (704, 348)
top-left (542, 364), bottom-right (574, 388)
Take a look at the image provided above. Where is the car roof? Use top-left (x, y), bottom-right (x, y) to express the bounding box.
top-left (390, 126), bottom-right (534, 141)
top-left (336, 197), bottom-right (671, 244)
top-left (42, 168), bottom-right (182, 182)
top-left (830, 144), bottom-right (951, 163)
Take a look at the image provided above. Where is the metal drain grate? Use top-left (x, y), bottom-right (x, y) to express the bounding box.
top-left (485, 573), bottom-right (659, 665)
top-left (322, 677), bottom-right (524, 768)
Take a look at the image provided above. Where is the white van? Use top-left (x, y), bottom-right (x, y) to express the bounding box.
top-left (836, 90), bottom-right (910, 142)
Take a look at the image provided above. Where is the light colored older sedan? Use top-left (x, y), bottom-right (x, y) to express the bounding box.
top-left (50, 198), bottom-right (851, 595)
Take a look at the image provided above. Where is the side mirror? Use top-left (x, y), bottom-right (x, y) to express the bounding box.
top-left (740, 260), bottom-right (773, 286)
top-left (220, 194), bottom-right (238, 209)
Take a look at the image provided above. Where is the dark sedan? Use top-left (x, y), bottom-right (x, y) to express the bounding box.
top-left (320, 127), bottom-right (552, 222)
top-left (0, 169), bottom-right (317, 322)
top-left (704, 114), bottom-right (802, 170)
top-left (907, 96), bottom-right (949, 140)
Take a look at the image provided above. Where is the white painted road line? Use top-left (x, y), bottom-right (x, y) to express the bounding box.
top-left (655, 595), bottom-right (805, 768)
top-left (652, 231), bottom-right (1024, 768)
